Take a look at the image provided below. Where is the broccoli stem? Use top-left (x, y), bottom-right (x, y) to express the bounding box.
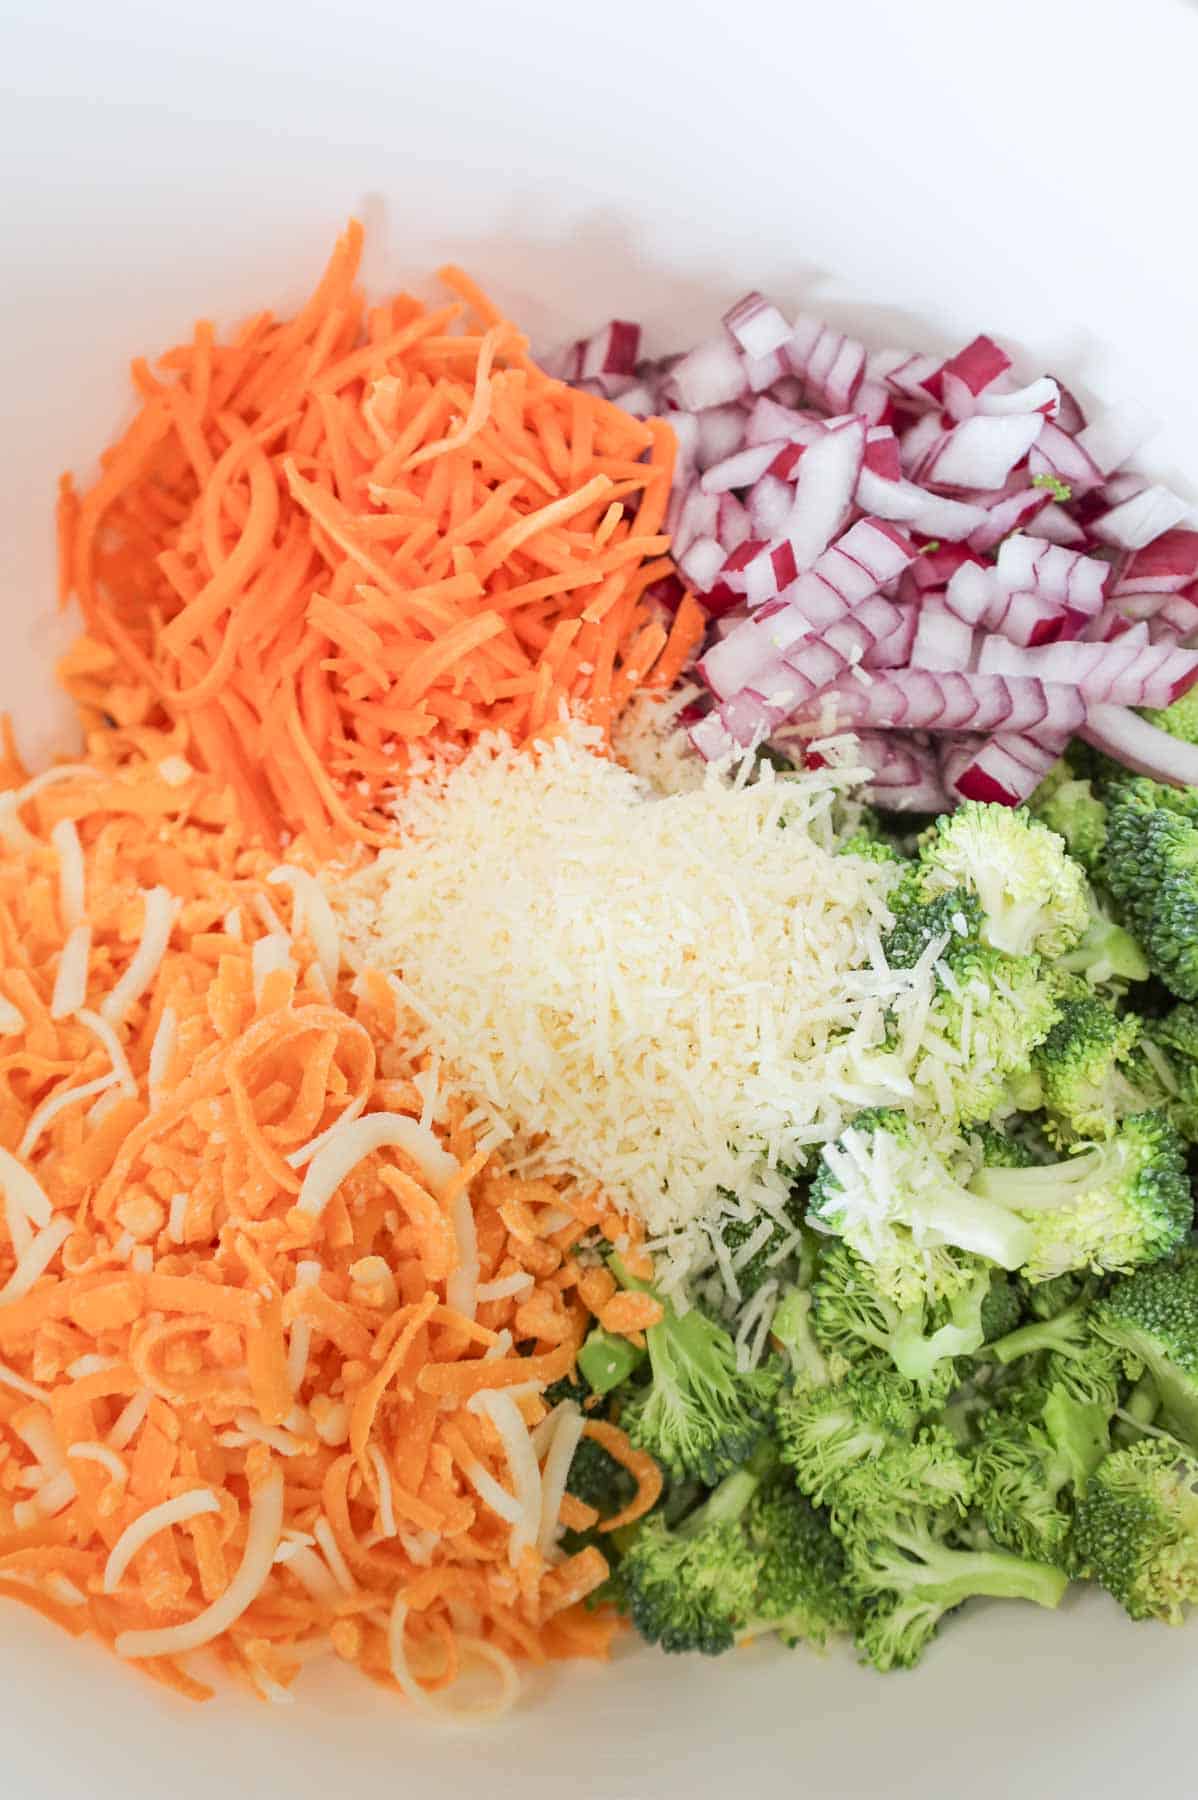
top-left (986, 1301), bottom-right (1088, 1366)
top-left (912, 1544), bottom-right (1069, 1611)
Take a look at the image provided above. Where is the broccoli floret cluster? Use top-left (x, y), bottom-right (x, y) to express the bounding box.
top-left (589, 774), bottom-right (1198, 1680)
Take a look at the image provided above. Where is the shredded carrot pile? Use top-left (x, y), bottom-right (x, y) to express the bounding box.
top-left (0, 728), bottom-right (662, 1708)
top-left (57, 221), bottom-right (704, 855)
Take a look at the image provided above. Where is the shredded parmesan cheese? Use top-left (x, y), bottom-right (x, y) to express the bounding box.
top-left (100, 886), bottom-right (179, 1028)
top-left (340, 723), bottom-right (912, 1263)
top-left (49, 923), bottom-right (92, 1019)
top-left (50, 818), bottom-right (85, 930)
top-left (103, 1491), bottom-right (219, 1592)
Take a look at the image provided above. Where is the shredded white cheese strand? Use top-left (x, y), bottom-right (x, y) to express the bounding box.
top-left (115, 1465), bottom-right (284, 1659)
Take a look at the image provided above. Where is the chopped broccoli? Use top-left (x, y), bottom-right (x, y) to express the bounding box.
top-left (577, 1326), bottom-right (645, 1397)
top-left (1033, 997), bottom-right (1157, 1146)
top-left (1093, 1254), bottom-right (1198, 1451)
top-left (809, 1111), bottom-right (1036, 1305)
top-left (984, 1295), bottom-right (1125, 1413)
top-left (969, 1122), bottom-right (1037, 1169)
top-left (777, 1365), bottom-right (922, 1507)
top-left (613, 1260), bottom-right (781, 1486)
top-left (1105, 778), bottom-right (1198, 1000)
top-left (840, 830), bottom-right (905, 865)
top-left (743, 1473), bottom-right (855, 1647)
top-left (978, 1273), bottom-right (1025, 1345)
top-left (621, 1458), bottom-right (766, 1655)
top-left (844, 1484), bottom-right (1069, 1670)
top-left (565, 1433), bottom-right (636, 1518)
top-left (811, 1240), bottom-right (990, 1390)
top-left (1073, 1438), bottom-right (1198, 1623)
top-left (1029, 757), bottom-right (1108, 875)
top-left (1143, 1003), bottom-right (1198, 1141)
top-left (915, 800), bottom-right (1090, 960)
top-left (1057, 888), bottom-right (1149, 989)
top-left (830, 1425), bottom-right (975, 1530)
top-left (770, 1284), bottom-right (841, 1393)
top-left (972, 1377), bottom-right (1114, 1567)
top-left (967, 1110), bottom-right (1192, 1282)
top-left (1030, 472), bottom-right (1073, 503)
top-left (882, 883), bottom-right (1060, 1128)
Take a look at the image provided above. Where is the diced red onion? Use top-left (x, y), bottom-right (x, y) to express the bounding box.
top-left (781, 670), bottom-right (1085, 738)
top-left (1075, 403), bottom-right (1153, 478)
top-left (978, 376), bottom-right (1060, 418)
top-left (923, 413), bottom-right (1045, 491)
top-left (922, 335), bottom-right (1011, 406)
top-left (1115, 528), bottom-right (1198, 595)
top-left (666, 336), bottom-right (750, 412)
top-left (1080, 704), bottom-right (1198, 789)
top-left (724, 293), bottom-right (792, 361)
top-left (966, 484), bottom-right (1051, 552)
top-left (701, 443), bottom-right (783, 495)
top-left (788, 315), bottom-right (867, 413)
top-left (1026, 422), bottom-right (1103, 498)
top-left (865, 602), bottom-right (917, 669)
top-left (672, 487), bottom-right (720, 558)
top-left (910, 597), bottom-right (976, 671)
top-left (1029, 502), bottom-right (1087, 548)
top-left (694, 404), bottom-right (753, 472)
top-left (867, 348), bottom-right (943, 405)
top-left (949, 730), bottom-right (1065, 805)
top-left (787, 417), bottom-right (866, 567)
top-left (976, 635), bottom-right (1198, 708)
top-left (748, 476), bottom-right (798, 544)
top-left (994, 534), bottom-right (1110, 614)
top-left (1090, 484), bottom-right (1191, 552)
top-left (678, 535), bottom-right (731, 592)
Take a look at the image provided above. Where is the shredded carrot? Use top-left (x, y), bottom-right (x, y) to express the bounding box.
top-left (59, 221), bottom-right (681, 850)
top-left (0, 734), bottom-right (660, 1704)
top-left (583, 1420), bottom-right (665, 1533)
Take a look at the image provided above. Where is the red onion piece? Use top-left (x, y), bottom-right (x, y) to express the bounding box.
top-left (1115, 528), bottom-right (1198, 595)
top-left (994, 534), bottom-right (1111, 614)
top-left (787, 417), bottom-right (866, 567)
top-left (977, 636), bottom-right (1198, 708)
top-left (724, 292), bottom-right (792, 360)
top-left (924, 413), bottom-right (1046, 491)
top-left (1091, 484), bottom-right (1191, 552)
top-left (788, 315), bottom-right (867, 413)
top-left (910, 597), bottom-right (976, 671)
top-left (1080, 704), bottom-right (1198, 789)
top-left (666, 336), bottom-right (750, 411)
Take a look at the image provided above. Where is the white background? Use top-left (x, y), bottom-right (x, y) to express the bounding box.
top-left (0, 0), bottom-right (1195, 1792)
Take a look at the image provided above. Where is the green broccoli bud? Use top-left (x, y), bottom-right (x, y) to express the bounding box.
top-left (1056, 888), bottom-right (1149, 989)
top-left (1105, 779), bottom-right (1198, 1000)
top-left (612, 1259), bottom-right (781, 1486)
top-left (1032, 997), bottom-right (1155, 1146)
top-left (1093, 1254), bottom-right (1198, 1451)
top-left (845, 1500), bottom-right (1069, 1671)
top-left (1073, 1438), bottom-right (1198, 1623)
top-left (968, 1111), bottom-right (1192, 1282)
top-left (743, 1474), bottom-right (855, 1648)
top-left (915, 801), bottom-right (1090, 959)
top-left (776, 1365), bottom-right (922, 1507)
top-left (621, 1458), bottom-right (767, 1655)
top-left (811, 1240), bottom-right (990, 1389)
top-left (810, 1111), bottom-right (1036, 1304)
top-left (1030, 472), bottom-right (1073, 503)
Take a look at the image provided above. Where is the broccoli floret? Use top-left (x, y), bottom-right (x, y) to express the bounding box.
top-left (844, 1492), bottom-right (1069, 1671)
top-left (577, 1326), bottom-right (644, 1397)
top-left (1056, 887), bottom-right (1150, 990)
top-left (777, 1365), bottom-right (922, 1507)
top-left (1105, 779), bottom-right (1198, 1000)
top-left (809, 1111), bottom-right (1036, 1305)
top-left (1030, 758), bottom-right (1108, 875)
top-left (613, 1261), bottom-right (781, 1486)
top-left (985, 1295), bottom-right (1125, 1410)
top-left (915, 801), bottom-right (1090, 960)
top-left (882, 884), bottom-right (1060, 1129)
top-left (1033, 997), bottom-right (1159, 1146)
top-left (840, 831), bottom-right (905, 865)
top-left (830, 1426), bottom-right (975, 1531)
top-left (972, 1377), bottom-right (1114, 1566)
top-left (978, 1273), bottom-right (1025, 1344)
top-left (811, 1240), bottom-right (990, 1390)
top-left (743, 1474), bottom-right (855, 1648)
top-left (1093, 1255), bottom-right (1198, 1450)
top-left (968, 1111), bottom-right (1192, 1282)
top-left (1143, 1003), bottom-right (1198, 1141)
top-left (969, 1122), bottom-right (1037, 1169)
top-left (1020, 1270), bottom-right (1094, 1321)
top-left (621, 1458), bottom-right (766, 1655)
top-left (1073, 1438), bottom-right (1198, 1623)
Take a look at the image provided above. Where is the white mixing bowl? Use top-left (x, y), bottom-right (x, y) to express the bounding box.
top-left (3, 1), bottom-right (1196, 1794)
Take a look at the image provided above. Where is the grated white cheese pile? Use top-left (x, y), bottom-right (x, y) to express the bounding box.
top-left (338, 718), bottom-right (941, 1290)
